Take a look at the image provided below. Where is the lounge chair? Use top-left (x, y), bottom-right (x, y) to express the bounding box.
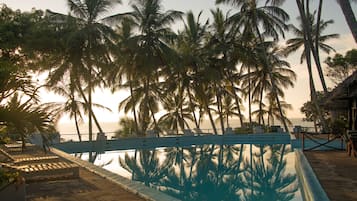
top-left (1, 161), bottom-right (79, 182)
top-left (183, 129), bottom-right (194, 136)
top-left (0, 147), bottom-right (59, 164)
top-left (224, 127), bottom-right (234, 135)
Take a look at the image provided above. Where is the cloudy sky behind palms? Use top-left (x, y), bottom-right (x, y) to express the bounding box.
top-left (1, 0), bottom-right (356, 122)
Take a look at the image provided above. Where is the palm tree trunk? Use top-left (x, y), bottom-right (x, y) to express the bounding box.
top-left (248, 66), bottom-right (252, 129)
top-left (297, 0), bottom-right (328, 92)
top-left (77, 84), bottom-right (104, 134)
top-left (297, 0), bottom-right (328, 130)
top-left (206, 103), bottom-right (218, 135)
top-left (259, 87), bottom-right (265, 125)
top-left (88, 75), bottom-right (93, 142)
top-left (74, 113), bottom-right (82, 142)
top-left (270, 74), bottom-right (289, 132)
top-left (129, 78), bottom-right (140, 134)
top-left (216, 89), bottom-right (225, 134)
top-left (188, 87), bottom-right (200, 128)
top-left (338, 0), bottom-right (357, 43)
top-left (229, 80), bottom-right (244, 127)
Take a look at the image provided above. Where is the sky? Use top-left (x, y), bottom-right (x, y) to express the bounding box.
top-left (1, 0), bottom-right (356, 123)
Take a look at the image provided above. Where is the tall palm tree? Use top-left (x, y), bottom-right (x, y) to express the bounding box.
top-left (337, 0), bottom-right (357, 43)
top-left (45, 0), bottom-right (121, 142)
top-left (43, 82), bottom-right (111, 141)
top-left (109, 0), bottom-right (182, 133)
top-left (206, 8), bottom-right (245, 133)
top-left (174, 11), bottom-right (209, 129)
top-left (47, 82), bottom-right (85, 141)
top-left (285, 15), bottom-right (339, 63)
top-left (108, 17), bottom-right (142, 134)
top-left (216, 0), bottom-right (290, 129)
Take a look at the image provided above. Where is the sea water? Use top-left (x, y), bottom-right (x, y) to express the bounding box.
top-left (57, 118), bottom-right (314, 141)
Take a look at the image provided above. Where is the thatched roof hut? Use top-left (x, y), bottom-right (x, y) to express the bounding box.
top-left (324, 70), bottom-right (357, 130)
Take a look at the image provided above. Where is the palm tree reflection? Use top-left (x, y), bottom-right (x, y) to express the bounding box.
top-left (118, 144), bottom-right (299, 201)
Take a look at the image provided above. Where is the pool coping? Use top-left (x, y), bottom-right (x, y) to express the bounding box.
top-left (50, 147), bottom-right (180, 201)
top-left (295, 149), bottom-right (330, 201)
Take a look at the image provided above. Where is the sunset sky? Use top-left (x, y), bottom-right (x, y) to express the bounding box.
top-left (1, 0), bottom-right (356, 123)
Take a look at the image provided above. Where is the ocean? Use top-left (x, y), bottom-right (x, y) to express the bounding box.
top-left (56, 118), bottom-right (314, 141)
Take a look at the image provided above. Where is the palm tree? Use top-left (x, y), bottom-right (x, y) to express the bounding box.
top-left (285, 13), bottom-right (339, 63)
top-left (47, 82), bottom-right (85, 141)
top-left (108, 17), bottom-right (141, 135)
top-left (45, 0), bottom-right (121, 142)
top-left (284, 13), bottom-right (339, 80)
top-left (265, 92), bottom-right (293, 127)
top-left (0, 93), bottom-right (57, 149)
top-left (260, 43), bottom-right (296, 131)
top-left (174, 11), bottom-right (209, 129)
top-left (337, 0), bottom-right (357, 43)
top-left (109, 0), bottom-right (182, 133)
top-left (158, 93), bottom-right (193, 134)
top-left (43, 82), bottom-right (111, 141)
top-left (216, 0), bottom-right (290, 129)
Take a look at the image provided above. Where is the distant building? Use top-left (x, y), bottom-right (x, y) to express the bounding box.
top-left (324, 70), bottom-right (357, 130)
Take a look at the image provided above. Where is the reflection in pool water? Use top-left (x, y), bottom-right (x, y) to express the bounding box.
top-left (77, 144), bottom-right (302, 201)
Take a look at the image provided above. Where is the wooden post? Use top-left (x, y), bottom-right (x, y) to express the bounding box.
top-left (302, 133), bottom-right (305, 151)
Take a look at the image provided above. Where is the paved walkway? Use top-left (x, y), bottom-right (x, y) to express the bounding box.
top-left (0, 145), bottom-right (145, 201)
top-left (26, 167), bottom-right (145, 201)
top-left (304, 151), bottom-right (357, 201)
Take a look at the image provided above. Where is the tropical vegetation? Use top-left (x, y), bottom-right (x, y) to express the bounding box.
top-left (0, 0), bottom-right (353, 141)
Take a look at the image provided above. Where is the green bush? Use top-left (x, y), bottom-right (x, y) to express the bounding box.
top-left (329, 118), bottom-right (347, 135)
top-left (0, 168), bottom-right (19, 189)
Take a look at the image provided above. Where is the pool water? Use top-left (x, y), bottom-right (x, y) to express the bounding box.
top-left (77, 144), bottom-right (302, 201)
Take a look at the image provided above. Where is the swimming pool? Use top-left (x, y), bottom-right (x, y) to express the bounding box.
top-left (76, 143), bottom-right (303, 201)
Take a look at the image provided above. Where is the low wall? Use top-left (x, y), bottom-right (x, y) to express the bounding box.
top-left (54, 133), bottom-right (291, 153)
top-left (295, 150), bottom-right (330, 201)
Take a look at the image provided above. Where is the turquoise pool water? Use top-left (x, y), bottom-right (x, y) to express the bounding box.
top-left (77, 144), bottom-right (302, 201)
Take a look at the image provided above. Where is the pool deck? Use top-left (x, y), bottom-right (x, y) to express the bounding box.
top-left (26, 166), bottom-right (146, 201)
top-left (304, 150), bottom-right (357, 201)
top-left (0, 145), bottom-right (145, 201)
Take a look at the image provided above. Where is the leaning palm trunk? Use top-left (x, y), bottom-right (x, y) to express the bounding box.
top-left (248, 66), bottom-right (252, 128)
top-left (88, 71), bottom-right (93, 142)
top-left (270, 75), bottom-right (289, 132)
top-left (259, 87), bottom-right (265, 126)
top-left (229, 80), bottom-right (244, 127)
top-left (205, 102), bottom-right (218, 135)
top-left (188, 87), bottom-right (200, 128)
top-left (338, 0), bottom-right (357, 43)
top-left (74, 112), bottom-right (82, 142)
top-left (216, 88), bottom-right (225, 134)
top-left (77, 84), bottom-right (105, 135)
top-left (296, 0), bottom-right (328, 92)
top-left (129, 78), bottom-right (140, 134)
top-left (297, 0), bottom-right (328, 130)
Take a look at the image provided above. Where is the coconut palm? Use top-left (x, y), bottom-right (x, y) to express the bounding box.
top-left (206, 8), bottom-right (245, 133)
top-left (43, 82), bottom-right (111, 141)
top-left (158, 93), bottom-right (193, 134)
top-left (337, 0), bottom-right (357, 43)
top-left (108, 0), bottom-right (182, 133)
top-left (284, 13), bottom-right (339, 68)
top-left (265, 92), bottom-right (293, 127)
top-left (44, 0), bottom-right (121, 142)
top-left (216, 0), bottom-right (290, 129)
top-left (173, 11), bottom-right (209, 129)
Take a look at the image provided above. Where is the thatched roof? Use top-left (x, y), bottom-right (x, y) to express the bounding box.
top-left (324, 70), bottom-right (357, 110)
